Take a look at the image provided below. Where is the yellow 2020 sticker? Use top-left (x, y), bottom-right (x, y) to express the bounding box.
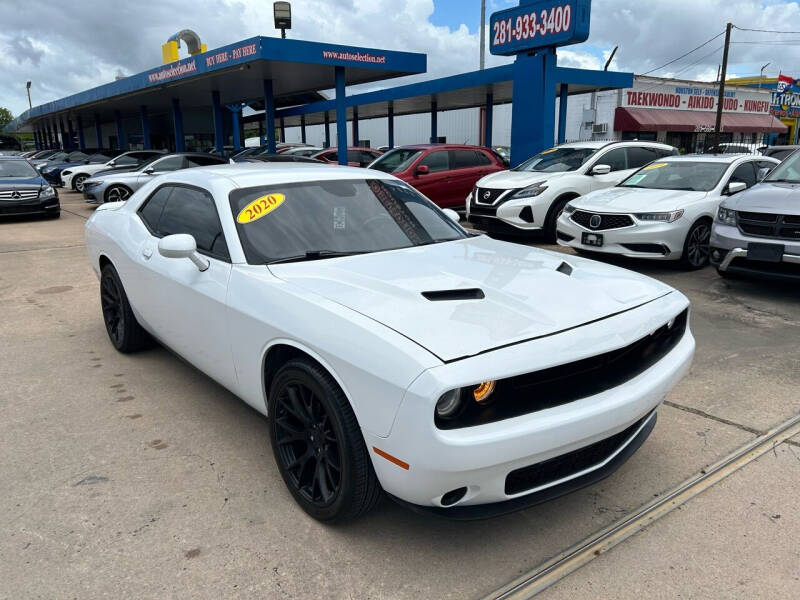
top-left (237, 193), bottom-right (285, 224)
top-left (541, 148), bottom-right (558, 154)
top-left (643, 162), bottom-right (668, 170)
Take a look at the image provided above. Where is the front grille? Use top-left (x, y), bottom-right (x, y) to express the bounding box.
top-left (0, 189), bottom-right (39, 200)
top-left (571, 210), bottom-right (634, 230)
top-left (738, 212), bottom-right (800, 240)
top-left (436, 308), bottom-right (688, 430)
top-left (474, 187), bottom-right (514, 205)
top-left (505, 412), bottom-right (652, 495)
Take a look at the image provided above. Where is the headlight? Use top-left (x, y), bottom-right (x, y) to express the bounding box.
top-left (435, 389), bottom-right (464, 419)
top-left (634, 210), bottom-right (684, 223)
top-left (62, 170), bottom-right (72, 176)
top-left (84, 180), bottom-right (100, 188)
top-left (563, 203), bottom-right (577, 215)
top-left (40, 186), bottom-right (56, 199)
top-left (511, 183), bottom-right (548, 199)
top-left (717, 207), bottom-right (736, 225)
top-left (435, 380), bottom-right (498, 420)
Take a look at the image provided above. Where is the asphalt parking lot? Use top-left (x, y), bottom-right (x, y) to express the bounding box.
top-left (2, 191), bottom-right (798, 599)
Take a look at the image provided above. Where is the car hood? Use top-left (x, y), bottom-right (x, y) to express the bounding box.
top-left (269, 236), bottom-right (673, 362)
top-left (0, 176), bottom-right (44, 188)
top-left (722, 181), bottom-right (800, 212)
top-left (90, 169), bottom-right (142, 182)
top-left (572, 186), bottom-right (708, 212)
top-left (475, 169), bottom-right (571, 190)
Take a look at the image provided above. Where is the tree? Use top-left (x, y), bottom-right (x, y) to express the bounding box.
top-left (0, 107), bottom-right (13, 131)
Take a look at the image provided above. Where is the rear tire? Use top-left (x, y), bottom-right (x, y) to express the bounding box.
top-left (268, 358), bottom-right (381, 522)
top-left (99, 264), bottom-right (152, 353)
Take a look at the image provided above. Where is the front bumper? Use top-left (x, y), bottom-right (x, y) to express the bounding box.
top-left (466, 192), bottom-right (546, 232)
top-left (365, 292), bottom-right (694, 514)
top-left (711, 223), bottom-right (800, 280)
top-left (0, 196), bottom-right (60, 217)
top-left (82, 183), bottom-right (104, 203)
top-left (556, 213), bottom-right (686, 260)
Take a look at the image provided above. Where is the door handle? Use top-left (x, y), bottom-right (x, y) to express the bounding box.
top-left (142, 246), bottom-right (153, 260)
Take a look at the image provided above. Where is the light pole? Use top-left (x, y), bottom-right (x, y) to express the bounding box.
top-left (759, 62), bottom-right (770, 89)
top-left (274, 2), bottom-right (291, 39)
top-left (25, 81), bottom-right (32, 109)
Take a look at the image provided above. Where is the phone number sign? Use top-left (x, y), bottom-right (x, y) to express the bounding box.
top-left (490, 0), bottom-right (591, 56)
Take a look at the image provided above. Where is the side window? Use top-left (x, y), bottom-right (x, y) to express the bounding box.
top-left (115, 154), bottom-right (138, 165)
top-left (347, 149), bottom-right (361, 164)
top-left (450, 150), bottom-right (480, 169)
top-left (627, 146), bottom-right (659, 169)
top-left (772, 149), bottom-right (793, 161)
top-left (151, 156), bottom-right (185, 172)
top-left (596, 147), bottom-right (627, 172)
top-left (474, 151), bottom-right (492, 166)
top-left (730, 162), bottom-right (756, 188)
top-left (419, 150), bottom-right (450, 173)
top-left (138, 186), bottom-right (173, 232)
top-left (360, 150), bottom-right (378, 165)
top-left (157, 187), bottom-right (230, 260)
top-left (186, 155), bottom-right (227, 167)
top-left (324, 151), bottom-right (337, 162)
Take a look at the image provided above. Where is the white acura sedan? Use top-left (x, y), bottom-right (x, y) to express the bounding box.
top-left (85, 163), bottom-right (694, 521)
top-left (556, 154), bottom-right (780, 269)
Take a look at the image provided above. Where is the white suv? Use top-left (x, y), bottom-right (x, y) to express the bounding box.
top-left (466, 141), bottom-right (678, 239)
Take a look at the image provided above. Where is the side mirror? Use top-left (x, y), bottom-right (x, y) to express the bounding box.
top-left (144, 166), bottom-right (155, 175)
top-left (591, 164), bottom-right (612, 175)
top-left (108, 161), bottom-right (116, 167)
top-left (416, 164), bottom-right (430, 176)
top-left (443, 208), bottom-right (461, 223)
top-left (727, 181), bottom-right (747, 195)
top-left (157, 234), bottom-right (209, 271)
top-left (757, 167), bottom-right (772, 180)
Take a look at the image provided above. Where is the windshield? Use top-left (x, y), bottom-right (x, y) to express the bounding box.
top-left (766, 150), bottom-right (800, 183)
top-left (86, 153), bottom-right (112, 162)
top-left (368, 149), bottom-right (423, 173)
top-left (513, 147), bottom-right (598, 172)
top-left (620, 161), bottom-right (729, 192)
top-left (0, 160), bottom-right (39, 178)
top-left (46, 152), bottom-right (68, 161)
top-left (230, 178), bottom-right (467, 264)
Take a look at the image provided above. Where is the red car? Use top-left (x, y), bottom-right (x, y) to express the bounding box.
top-left (311, 147), bottom-right (383, 167)
top-left (368, 144), bottom-right (507, 208)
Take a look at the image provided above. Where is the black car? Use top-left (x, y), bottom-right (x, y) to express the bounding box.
top-left (0, 157), bottom-right (59, 218)
top-left (0, 135), bottom-right (23, 151)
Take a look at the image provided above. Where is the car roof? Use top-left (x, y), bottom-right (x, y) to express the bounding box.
top-left (397, 143), bottom-right (494, 150)
top-left (557, 140), bottom-right (675, 149)
top-left (656, 154), bottom-right (772, 163)
top-left (153, 162), bottom-right (395, 189)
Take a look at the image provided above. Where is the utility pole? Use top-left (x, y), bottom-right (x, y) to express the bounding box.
top-left (479, 0), bottom-right (486, 70)
top-left (712, 23), bottom-right (733, 149)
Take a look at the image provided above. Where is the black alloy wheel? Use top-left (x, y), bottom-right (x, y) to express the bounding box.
top-left (274, 382), bottom-right (342, 506)
top-left (681, 220), bottom-right (711, 270)
top-left (268, 359), bottom-right (381, 522)
top-left (99, 264), bottom-right (151, 353)
top-left (105, 185), bottom-right (131, 203)
top-left (73, 174), bottom-right (88, 192)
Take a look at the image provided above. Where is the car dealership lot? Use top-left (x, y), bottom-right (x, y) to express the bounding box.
top-left (2, 191), bottom-right (798, 598)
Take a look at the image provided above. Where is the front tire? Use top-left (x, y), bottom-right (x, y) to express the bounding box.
top-left (544, 195), bottom-right (577, 242)
top-left (99, 264), bottom-right (151, 353)
top-left (680, 219), bottom-right (712, 270)
top-left (104, 185), bottom-right (132, 203)
top-left (73, 174), bottom-right (89, 192)
top-left (268, 359), bottom-right (381, 522)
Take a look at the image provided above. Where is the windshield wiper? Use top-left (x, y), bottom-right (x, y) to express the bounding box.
top-left (267, 250), bottom-right (368, 265)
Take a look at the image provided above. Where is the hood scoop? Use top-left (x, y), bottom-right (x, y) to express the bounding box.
top-left (421, 288), bottom-right (485, 301)
top-left (556, 261), bottom-right (573, 276)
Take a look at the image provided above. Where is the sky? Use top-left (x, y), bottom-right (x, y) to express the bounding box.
top-left (2, 0), bottom-right (800, 117)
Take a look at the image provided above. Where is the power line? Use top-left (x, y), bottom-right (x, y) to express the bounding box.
top-left (640, 30), bottom-right (726, 76)
top-left (733, 25), bottom-right (800, 34)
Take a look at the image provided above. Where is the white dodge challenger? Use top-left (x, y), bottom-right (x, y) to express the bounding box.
top-left (85, 163), bottom-right (695, 522)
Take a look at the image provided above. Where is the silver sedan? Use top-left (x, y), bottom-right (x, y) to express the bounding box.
top-left (82, 152), bottom-right (232, 203)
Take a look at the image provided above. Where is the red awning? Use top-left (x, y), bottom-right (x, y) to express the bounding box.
top-left (614, 107), bottom-right (788, 134)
